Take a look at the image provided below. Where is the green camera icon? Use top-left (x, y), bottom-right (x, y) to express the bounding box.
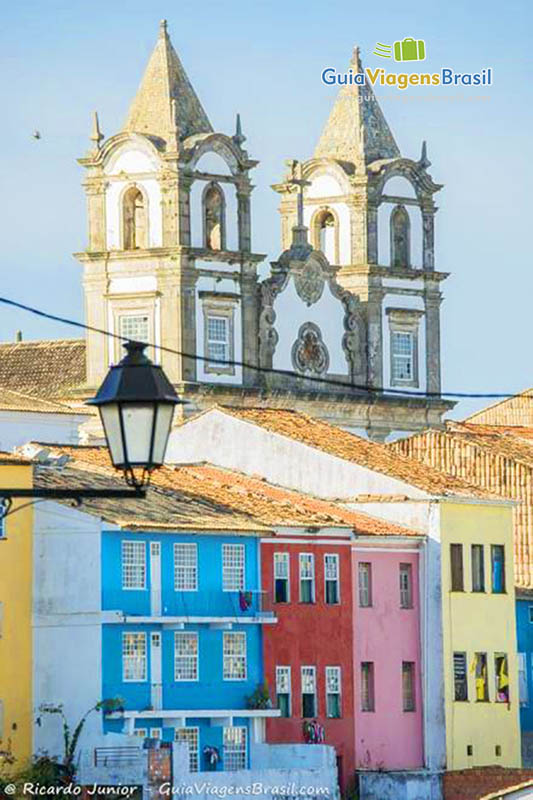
top-left (393, 38), bottom-right (426, 62)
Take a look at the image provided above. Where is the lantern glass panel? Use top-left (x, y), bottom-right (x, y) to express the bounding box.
top-left (119, 403), bottom-right (157, 466)
top-left (100, 403), bottom-right (125, 466)
top-left (152, 404), bottom-right (175, 465)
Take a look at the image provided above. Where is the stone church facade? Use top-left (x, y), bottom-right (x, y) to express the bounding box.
top-left (73, 22), bottom-right (452, 439)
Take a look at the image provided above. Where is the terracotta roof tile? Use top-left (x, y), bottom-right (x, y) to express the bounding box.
top-left (215, 406), bottom-right (498, 500)
top-left (0, 339), bottom-right (86, 398)
top-left (0, 386), bottom-right (90, 415)
top-left (466, 388), bottom-right (533, 427)
top-left (30, 444), bottom-right (418, 537)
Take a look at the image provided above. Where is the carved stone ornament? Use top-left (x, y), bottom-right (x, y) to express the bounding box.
top-left (291, 322), bottom-right (330, 377)
top-left (294, 256), bottom-right (325, 307)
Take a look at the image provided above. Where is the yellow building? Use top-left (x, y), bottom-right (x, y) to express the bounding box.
top-left (440, 501), bottom-right (520, 769)
top-left (0, 455), bottom-right (33, 772)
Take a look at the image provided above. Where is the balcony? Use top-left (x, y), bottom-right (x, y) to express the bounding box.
top-left (113, 590), bottom-right (277, 626)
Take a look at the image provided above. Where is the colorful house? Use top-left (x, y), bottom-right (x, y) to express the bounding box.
top-left (169, 405), bottom-right (521, 792)
top-left (0, 453), bottom-right (33, 772)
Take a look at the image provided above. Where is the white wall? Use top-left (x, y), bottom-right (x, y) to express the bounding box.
top-left (33, 502), bottom-right (104, 760)
top-left (0, 411), bottom-right (87, 451)
top-left (272, 279), bottom-right (348, 375)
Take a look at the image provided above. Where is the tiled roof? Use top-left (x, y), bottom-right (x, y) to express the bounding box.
top-left (215, 406), bottom-right (498, 500)
top-left (30, 444), bottom-right (419, 537)
top-left (0, 386), bottom-right (90, 415)
top-left (392, 424), bottom-right (533, 588)
top-left (0, 339), bottom-right (86, 398)
top-left (0, 451), bottom-right (30, 465)
top-left (466, 388), bottom-right (533, 426)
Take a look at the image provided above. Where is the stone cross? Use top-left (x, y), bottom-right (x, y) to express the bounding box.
top-left (286, 160), bottom-right (311, 228)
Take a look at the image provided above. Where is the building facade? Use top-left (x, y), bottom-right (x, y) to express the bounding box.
top-left (0, 455), bottom-right (34, 772)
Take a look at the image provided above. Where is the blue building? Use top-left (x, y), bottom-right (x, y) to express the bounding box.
top-left (101, 528), bottom-right (278, 773)
top-left (516, 590), bottom-right (533, 765)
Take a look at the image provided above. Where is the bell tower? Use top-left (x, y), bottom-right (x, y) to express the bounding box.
top-left (76, 20), bottom-right (264, 391)
top-left (273, 47), bottom-right (447, 407)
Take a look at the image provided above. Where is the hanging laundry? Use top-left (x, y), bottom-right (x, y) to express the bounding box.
top-left (239, 591), bottom-right (253, 611)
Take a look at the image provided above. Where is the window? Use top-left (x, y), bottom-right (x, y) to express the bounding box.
top-left (222, 544), bottom-right (245, 591)
top-left (519, 653), bottom-right (529, 706)
top-left (223, 632), bottom-right (246, 680)
top-left (223, 727), bottom-right (247, 771)
top-left (122, 541), bottom-right (146, 589)
top-left (150, 728), bottom-right (162, 740)
top-left (474, 652), bottom-right (489, 702)
top-left (174, 543), bottom-right (198, 591)
top-left (133, 728), bottom-right (148, 738)
top-left (313, 209), bottom-right (337, 263)
top-left (207, 315), bottom-right (229, 367)
top-left (360, 662), bottom-right (375, 712)
top-left (399, 563), bottom-right (413, 608)
top-left (301, 666), bottom-right (317, 718)
top-left (471, 545), bottom-right (485, 592)
top-left (276, 666), bottom-right (291, 717)
top-left (494, 653), bottom-right (509, 703)
top-left (274, 553), bottom-right (290, 603)
top-left (491, 545), bottom-right (505, 593)
top-left (123, 186), bottom-right (147, 250)
top-left (326, 666), bottom-right (341, 718)
top-left (122, 633), bottom-right (147, 682)
top-left (324, 554), bottom-right (340, 604)
top-left (391, 331), bottom-right (414, 383)
top-left (299, 553), bottom-right (315, 603)
top-left (203, 183), bottom-right (225, 251)
top-left (529, 606), bottom-right (533, 624)
top-left (453, 652), bottom-right (468, 701)
top-left (175, 727), bottom-right (199, 772)
top-left (174, 633), bottom-right (198, 681)
top-left (402, 662), bottom-right (416, 712)
top-left (450, 544), bottom-right (464, 591)
top-left (390, 204), bottom-right (410, 269)
top-left (358, 562), bottom-right (372, 607)
top-left (119, 314), bottom-right (149, 344)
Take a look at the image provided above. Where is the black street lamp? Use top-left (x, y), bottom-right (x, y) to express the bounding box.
top-left (87, 340), bottom-right (185, 488)
top-left (0, 340), bottom-right (184, 520)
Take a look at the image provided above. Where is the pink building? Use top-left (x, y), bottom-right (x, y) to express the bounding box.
top-left (353, 538), bottom-right (424, 770)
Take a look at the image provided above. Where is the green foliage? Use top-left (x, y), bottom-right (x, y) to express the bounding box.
top-left (245, 682), bottom-right (272, 710)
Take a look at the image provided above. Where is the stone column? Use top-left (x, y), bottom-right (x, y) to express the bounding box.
top-left (366, 203), bottom-right (379, 265)
top-left (366, 287), bottom-right (384, 389)
top-left (161, 171), bottom-right (179, 248)
top-left (237, 185), bottom-right (252, 252)
top-left (422, 207), bottom-right (435, 271)
top-left (424, 282), bottom-right (442, 394)
top-left (177, 174), bottom-right (193, 247)
top-left (84, 178), bottom-right (107, 252)
top-left (240, 264), bottom-right (259, 387)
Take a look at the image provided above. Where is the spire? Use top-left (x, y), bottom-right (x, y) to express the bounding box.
top-left (314, 46), bottom-right (400, 165)
top-left (419, 140), bottom-right (431, 169)
top-left (233, 113), bottom-right (246, 147)
top-left (123, 19), bottom-right (212, 143)
top-left (89, 111), bottom-right (104, 153)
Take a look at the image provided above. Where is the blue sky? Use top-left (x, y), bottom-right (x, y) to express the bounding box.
top-left (0, 0), bottom-right (531, 417)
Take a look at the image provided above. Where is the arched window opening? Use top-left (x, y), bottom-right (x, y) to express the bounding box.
top-left (204, 184), bottom-right (225, 251)
top-left (313, 209), bottom-right (337, 264)
top-left (390, 205), bottom-right (410, 269)
top-left (123, 187), bottom-right (147, 250)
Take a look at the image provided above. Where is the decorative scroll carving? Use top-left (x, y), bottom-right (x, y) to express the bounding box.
top-left (291, 322), bottom-right (330, 377)
top-left (294, 256), bottom-right (325, 306)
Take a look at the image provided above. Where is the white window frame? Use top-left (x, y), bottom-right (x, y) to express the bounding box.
top-left (174, 632), bottom-right (199, 681)
top-left (133, 728), bottom-right (148, 738)
top-left (174, 543), bottom-right (198, 592)
top-left (276, 665), bottom-right (292, 717)
top-left (119, 313), bottom-right (150, 345)
top-left (274, 552), bottom-right (290, 602)
top-left (149, 727), bottom-right (162, 740)
top-left (301, 665), bottom-right (317, 717)
top-left (223, 726), bottom-right (247, 771)
top-left (325, 666), bottom-right (341, 718)
top-left (122, 632), bottom-right (147, 682)
top-left (519, 652), bottom-right (529, 707)
top-left (358, 562), bottom-right (372, 607)
top-left (391, 331), bottom-right (415, 384)
top-left (399, 563), bottom-right (413, 609)
top-left (299, 553), bottom-right (315, 603)
top-left (122, 541), bottom-right (146, 590)
top-left (387, 308), bottom-right (422, 389)
top-left (529, 606), bottom-right (533, 624)
top-left (223, 631), bottom-right (247, 680)
top-left (175, 726), bottom-right (199, 772)
top-left (222, 544), bottom-right (245, 592)
top-left (324, 554), bottom-right (340, 604)
top-left (201, 295), bottom-right (237, 376)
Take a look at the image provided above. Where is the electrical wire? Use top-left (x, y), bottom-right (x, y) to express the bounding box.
top-left (0, 294), bottom-right (527, 401)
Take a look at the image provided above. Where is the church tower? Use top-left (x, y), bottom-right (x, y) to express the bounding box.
top-left (270, 47), bottom-right (451, 436)
top-left (77, 21), bottom-right (263, 392)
